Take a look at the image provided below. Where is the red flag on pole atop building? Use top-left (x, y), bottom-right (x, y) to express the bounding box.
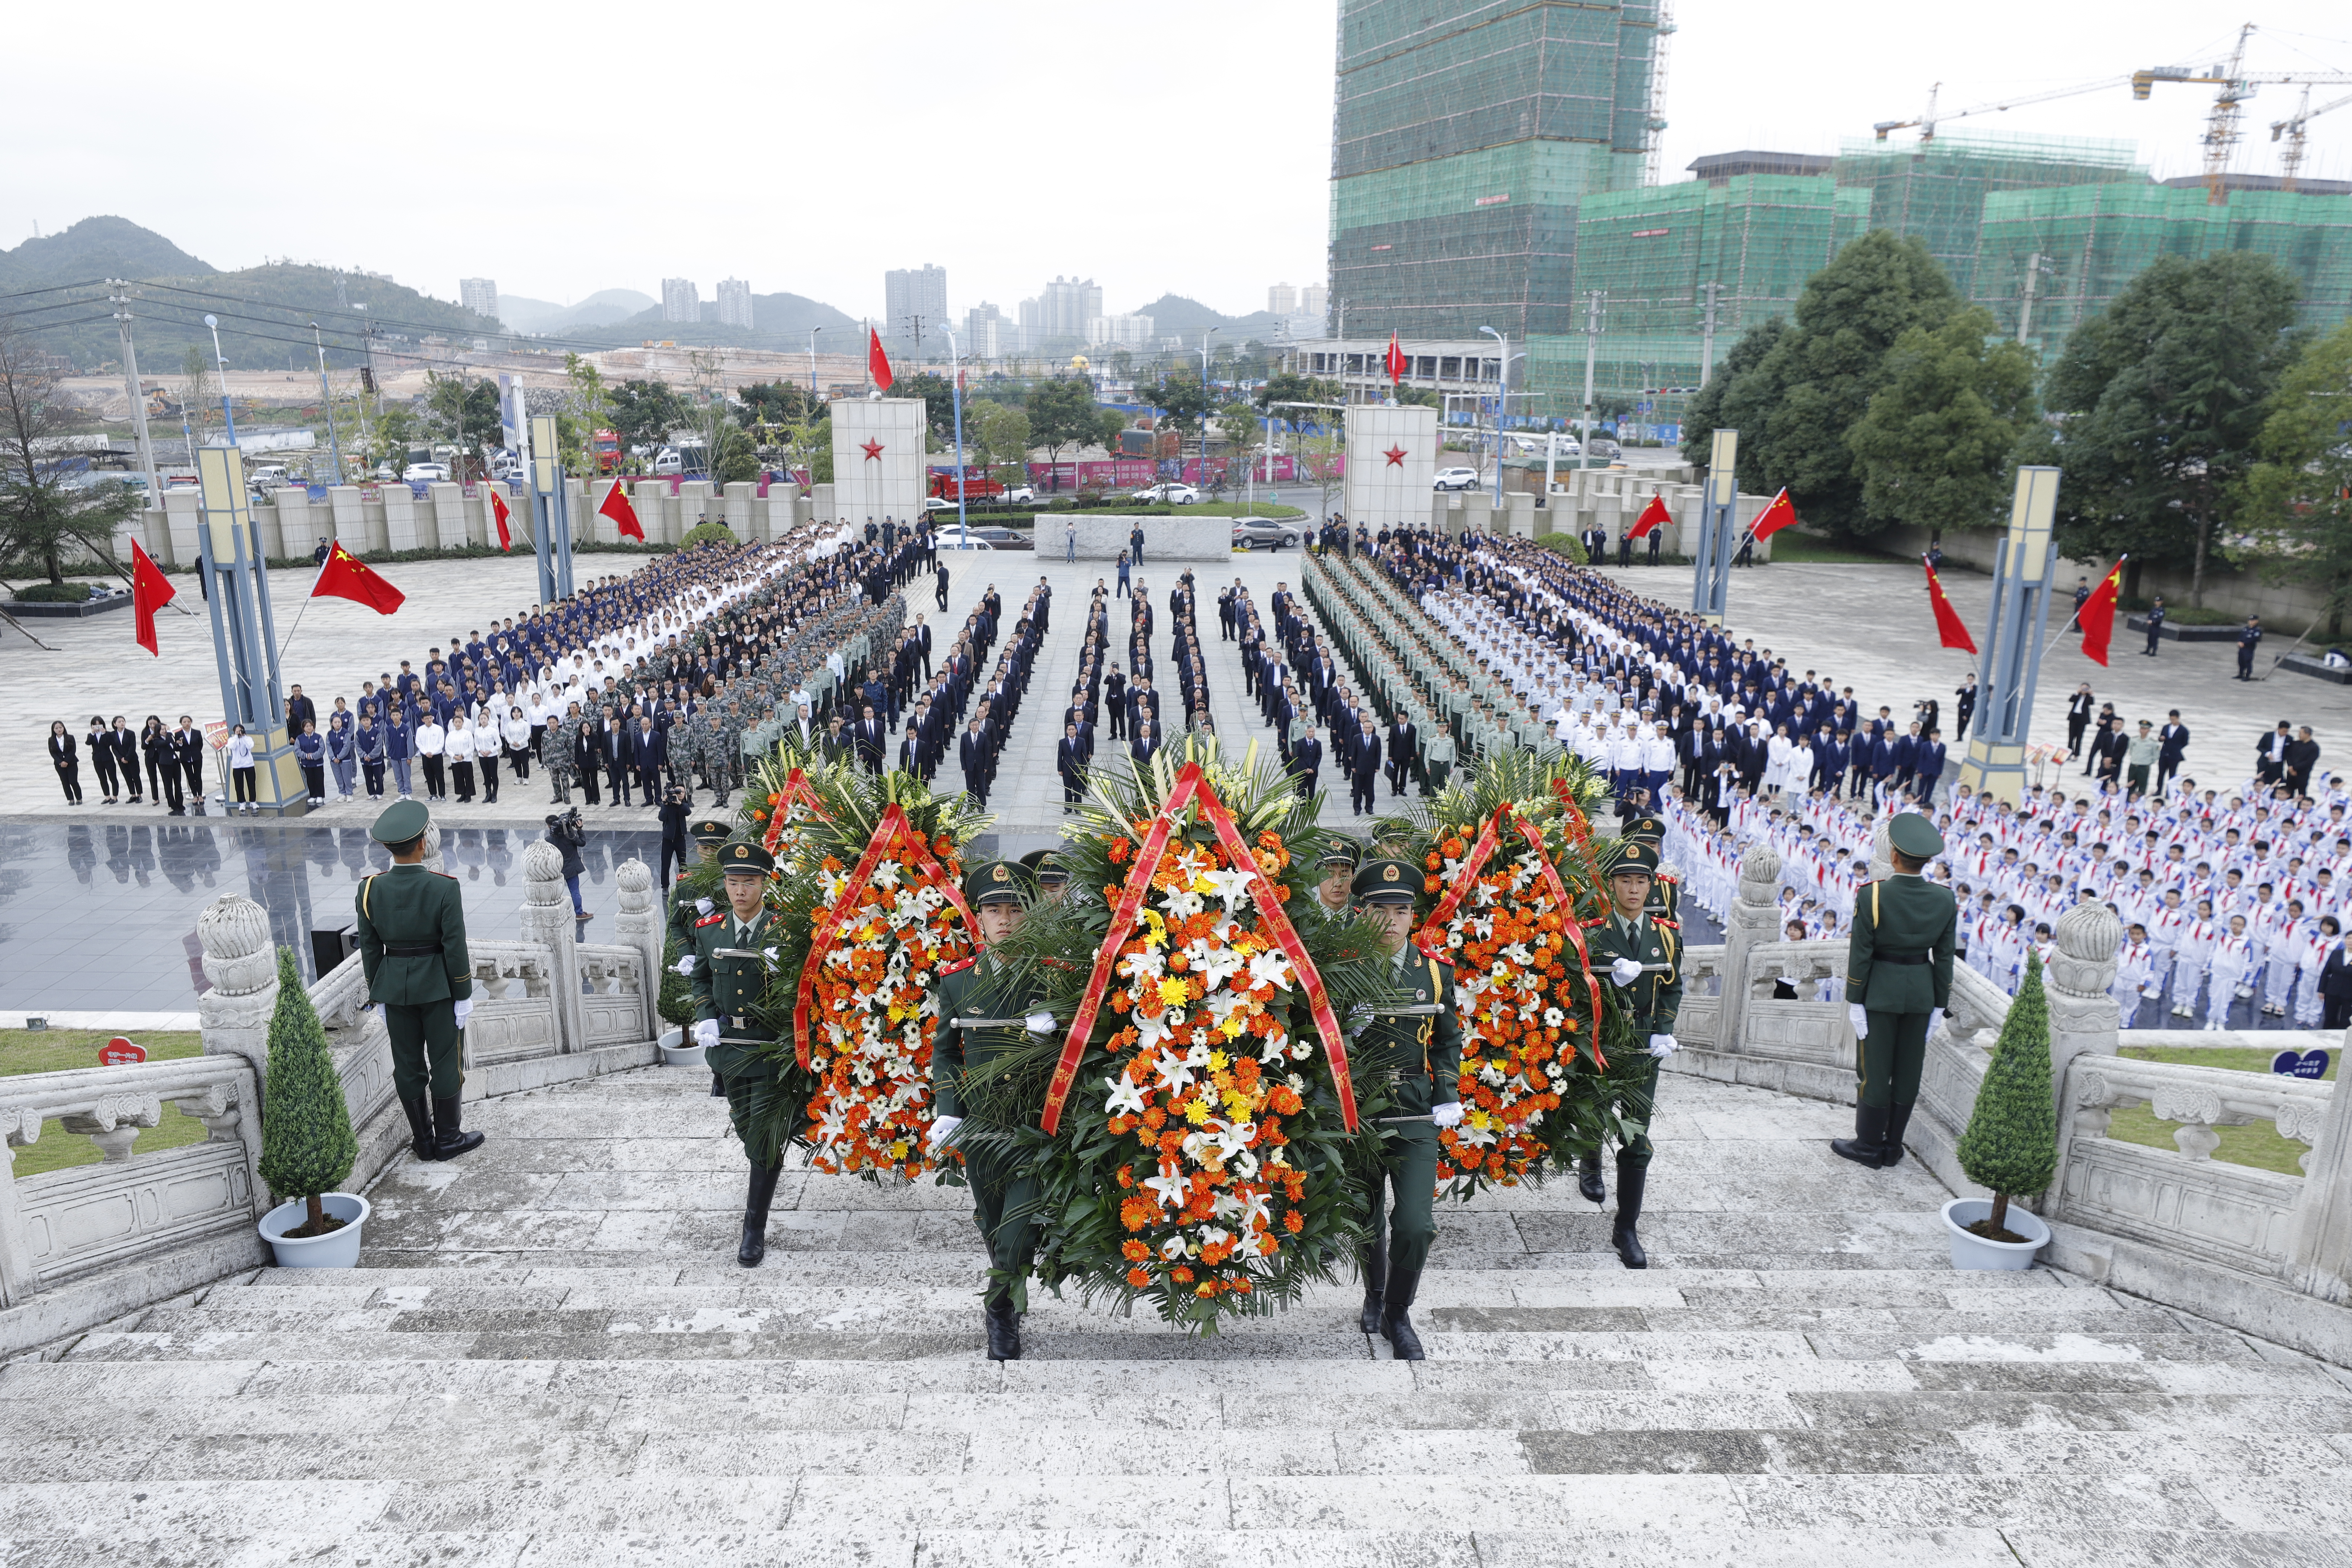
top-left (1923, 557), bottom-right (1978, 654)
top-left (1750, 487), bottom-right (1798, 541)
top-left (487, 484), bottom-right (512, 551)
top-left (1384, 332), bottom-right (1407, 385)
top-left (1626, 493), bottom-right (1672, 541)
top-left (868, 326), bottom-right (894, 392)
top-left (311, 541), bottom-right (406, 615)
top-left (2078, 555), bottom-right (2125, 667)
top-left (597, 478), bottom-right (644, 541)
top-left (130, 539), bottom-right (175, 655)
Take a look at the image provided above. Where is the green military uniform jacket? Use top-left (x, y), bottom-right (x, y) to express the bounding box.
top-left (1350, 947), bottom-right (1464, 1120)
top-left (1844, 874), bottom-right (1958, 1014)
top-left (355, 863), bottom-right (472, 1004)
top-left (690, 905), bottom-right (779, 1082)
top-left (667, 874), bottom-right (715, 951)
top-left (931, 954), bottom-right (1051, 1121)
top-left (1582, 910), bottom-right (1683, 1033)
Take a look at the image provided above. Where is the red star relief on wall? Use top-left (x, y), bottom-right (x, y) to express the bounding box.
top-left (861, 439), bottom-right (885, 461)
top-left (1383, 445), bottom-right (1407, 467)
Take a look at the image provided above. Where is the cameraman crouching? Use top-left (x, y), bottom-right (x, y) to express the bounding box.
top-left (545, 808), bottom-right (592, 924)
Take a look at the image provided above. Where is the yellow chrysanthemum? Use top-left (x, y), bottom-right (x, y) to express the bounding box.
top-left (1158, 977), bottom-right (1191, 1006)
top-left (1184, 1098), bottom-right (1211, 1125)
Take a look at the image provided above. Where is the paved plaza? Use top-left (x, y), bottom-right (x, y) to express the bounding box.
top-left (5, 1063), bottom-right (2345, 1563)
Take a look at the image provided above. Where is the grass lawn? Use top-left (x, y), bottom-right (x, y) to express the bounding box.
top-left (2101, 1043), bottom-right (2331, 1176)
top-left (0, 1029), bottom-right (216, 1178)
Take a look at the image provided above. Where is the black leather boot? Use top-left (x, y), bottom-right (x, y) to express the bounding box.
top-left (1880, 1102), bottom-right (1915, 1168)
top-left (1357, 1236), bottom-right (1387, 1335)
top-left (1611, 1156), bottom-right (1648, 1269)
top-left (1832, 1103), bottom-right (1891, 1168)
top-left (429, 1096), bottom-right (485, 1161)
top-left (710, 1070), bottom-right (727, 1098)
top-left (985, 1298), bottom-right (1023, 1360)
top-left (738, 1161), bottom-right (782, 1268)
top-left (399, 1095), bottom-right (434, 1161)
top-left (1577, 1153), bottom-right (1607, 1205)
top-left (1380, 1262), bottom-right (1426, 1360)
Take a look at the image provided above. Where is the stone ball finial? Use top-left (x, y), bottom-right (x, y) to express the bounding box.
top-left (615, 858), bottom-right (652, 914)
top-left (522, 840), bottom-right (564, 905)
top-left (2055, 899), bottom-right (2124, 962)
top-left (198, 896), bottom-right (277, 995)
top-left (1738, 840), bottom-right (1782, 890)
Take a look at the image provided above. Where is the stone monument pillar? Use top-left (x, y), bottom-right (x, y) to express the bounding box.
top-left (196, 895), bottom-right (279, 1086)
top-left (610, 857), bottom-right (663, 1039)
top-left (519, 839), bottom-right (583, 1055)
top-left (1342, 403), bottom-right (1438, 530)
top-left (2045, 900), bottom-right (2122, 1087)
top-left (1716, 842), bottom-right (1784, 1055)
top-left (831, 398), bottom-right (927, 528)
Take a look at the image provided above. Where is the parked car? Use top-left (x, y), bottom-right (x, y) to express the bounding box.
top-left (1000, 482), bottom-right (1037, 505)
top-left (930, 525), bottom-right (997, 551)
top-left (1231, 517), bottom-right (1301, 551)
top-left (1432, 466), bottom-right (1480, 491)
top-left (968, 525), bottom-right (1031, 551)
top-left (1130, 482), bottom-right (1200, 504)
top-left (402, 462), bottom-right (450, 483)
top-left (250, 464), bottom-right (293, 488)
top-left (1585, 437), bottom-right (1623, 462)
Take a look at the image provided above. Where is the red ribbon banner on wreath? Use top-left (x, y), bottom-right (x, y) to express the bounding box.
top-left (761, 767), bottom-right (831, 854)
top-left (790, 804), bottom-right (981, 1068)
top-left (1041, 762), bottom-right (1358, 1135)
top-left (1416, 803), bottom-right (1606, 1070)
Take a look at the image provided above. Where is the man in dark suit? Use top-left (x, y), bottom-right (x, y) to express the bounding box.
top-left (2319, 922), bottom-right (2352, 1030)
top-left (2285, 726), bottom-right (2321, 797)
top-left (601, 712), bottom-right (634, 806)
top-left (2065, 684), bottom-right (2095, 762)
top-left (1385, 712), bottom-right (1418, 797)
top-left (1104, 665), bottom-right (1128, 740)
top-left (1057, 723), bottom-right (1088, 811)
top-left (2157, 711), bottom-right (2190, 793)
top-left (1348, 720), bottom-right (1382, 815)
top-left (633, 715), bottom-right (666, 804)
top-left (1289, 724), bottom-right (1323, 799)
top-left (856, 704), bottom-right (887, 773)
top-left (959, 718), bottom-right (990, 806)
top-left (285, 684), bottom-right (318, 737)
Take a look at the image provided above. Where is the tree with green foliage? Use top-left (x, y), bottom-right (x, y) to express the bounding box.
top-left (1254, 370), bottom-right (1344, 416)
top-left (423, 373), bottom-right (502, 468)
top-left (967, 400), bottom-right (1031, 481)
top-left (360, 406), bottom-right (420, 480)
top-left (890, 372), bottom-right (958, 441)
top-left (1846, 307), bottom-right (2039, 540)
top-left (1027, 377), bottom-right (1102, 472)
top-left (1095, 407), bottom-right (1129, 455)
top-left (1216, 401), bottom-right (1261, 492)
top-left (559, 353), bottom-right (611, 472)
top-left (1395, 385), bottom-right (1439, 410)
top-left (1707, 232), bottom-right (1962, 536)
top-left (257, 946), bottom-right (359, 1233)
top-left (2030, 251), bottom-right (2305, 606)
top-left (1679, 317), bottom-right (1789, 467)
top-left (1954, 950), bottom-right (2056, 1239)
top-left (2239, 320), bottom-right (2352, 636)
top-left (1142, 370), bottom-right (1216, 440)
top-left (609, 379), bottom-right (688, 456)
top-left (802, 416), bottom-right (834, 485)
top-left (735, 380), bottom-right (813, 429)
top-left (0, 320), bottom-right (142, 586)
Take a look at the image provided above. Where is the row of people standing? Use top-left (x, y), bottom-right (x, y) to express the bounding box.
top-left (47, 716), bottom-right (214, 814)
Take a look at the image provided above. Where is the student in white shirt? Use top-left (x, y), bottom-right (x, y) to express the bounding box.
top-left (446, 717), bottom-right (478, 803)
top-left (414, 716), bottom-right (447, 801)
top-left (2112, 924), bottom-right (2156, 1029)
top-left (2205, 914), bottom-right (2256, 1030)
top-left (473, 711), bottom-right (503, 804)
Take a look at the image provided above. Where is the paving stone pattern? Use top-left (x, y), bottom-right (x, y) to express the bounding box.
top-left (6, 1066), bottom-right (2348, 1564)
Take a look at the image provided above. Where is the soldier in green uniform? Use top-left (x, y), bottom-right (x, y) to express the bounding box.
top-left (1580, 841), bottom-right (1683, 1268)
top-left (1836, 814), bottom-right (1958, 1169)
top-left (354, 799), bottom-right (485, 1162)
top-left (689, 839), bottom-right (787, 1267)
top-left (925, 860), bottom-right (1055, 1361)
top-left (1017, 847), bottom-right (1070, 902)
top-left (1312, 840), bottom-right (1359, 919)
top-left (667, 816), bottom-right (735, 950)
top-left (1348, 854), bottom-right (1464, 1361)
top-left (1617, 804), bottom-right (1681, 924)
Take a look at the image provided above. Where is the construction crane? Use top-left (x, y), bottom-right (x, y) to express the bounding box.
top-left (1872, 75), bottom-right (2133, 142)
top-left (2133, 23), bottom-right (2352, 203)
top-left (2271, 84), bottom-right (2352, 191)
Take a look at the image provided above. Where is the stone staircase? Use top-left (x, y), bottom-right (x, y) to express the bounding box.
top-left (6, 1066), bottom-right (2349, 1564)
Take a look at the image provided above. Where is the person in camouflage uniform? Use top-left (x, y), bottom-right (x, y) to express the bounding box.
top-left (546, 705), bottom-right (580, 804)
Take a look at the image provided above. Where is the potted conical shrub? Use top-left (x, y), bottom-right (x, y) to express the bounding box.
top-left (1946, 950), bottom-right (2057, 1269)
top-left (254, 946), bottom-right (369, 1267)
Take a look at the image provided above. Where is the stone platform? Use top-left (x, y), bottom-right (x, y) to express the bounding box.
top-left (5, 1065), bottom-right (2346, 1564)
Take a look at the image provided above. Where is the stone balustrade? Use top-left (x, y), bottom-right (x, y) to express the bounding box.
top-left (0, 846), bottom-right (665, 1357)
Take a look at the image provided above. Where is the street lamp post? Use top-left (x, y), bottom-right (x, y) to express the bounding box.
top-left (1199, 328), bottom-right (1220, 494)
top-left (942, 325), bottom-right (969, 548)
top-left (807, 328), bottom-right (822, 399)
top-left (310, 321), bottom-right (344, 483)
top-left (1478, 326), bottom-right (1508, 505)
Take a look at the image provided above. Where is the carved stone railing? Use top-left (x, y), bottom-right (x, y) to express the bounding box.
top-left (0, 843), bottom-right (666, 1357)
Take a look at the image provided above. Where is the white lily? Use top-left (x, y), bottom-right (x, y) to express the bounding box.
top-left (1204, 866), bottom-right (1255, 913)
top-left (1105, 1075), bottom-right (1148, 1117)
top-left (1248, 950), bottom-right (1294, 992)
top-left (1143, 1171), bottom-right (1190, 1209)
top-left (1153, 1051), bottom-right (1197, 1094)
top-left (1161, 887), bottom-right (1206, 921)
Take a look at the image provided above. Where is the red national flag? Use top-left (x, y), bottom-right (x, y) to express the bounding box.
top-left (311, 541), bottom-right (406, 615)
top-left (868, 326), bottom-right (894, 392)
top-left (1627, 493), bottom-right (1672, 541)
top-left (130, 539), bottom-right (175, 656)
top-left (598, 478), bottom-right (644, 541)
top-left (1923, 559), bottom-right (1978, 654)
top-left (487, 484), bottom-right (512, 551)
top-left (1750, 487), bottom-right (1798, 541)
top-left (1384, 332), bottom-right (1407, 385)
top-left (2078, 556), bottom-right (2125, 668)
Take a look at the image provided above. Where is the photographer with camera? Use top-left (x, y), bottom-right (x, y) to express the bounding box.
top-left (544, 808), bottom-right (591, 923)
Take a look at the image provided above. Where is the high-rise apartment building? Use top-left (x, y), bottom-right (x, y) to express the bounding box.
top-left (1041, 277), bottom-right (1102, 341)
top-left (1084, 313), bottom-right (1156, 349)
top-left (662, 278), bottom-right (699, 323)
top-left (715, 277), bottom-right (754, 330)
top-left (459, 278), bottom-right (498, 319)
top-left (885, 264), bottom-right (949, 343)
top-left (1302, 284), bottom-right (1329, 317)
top-left (965, 303), bottom-right (1005, 360)
top-left (1268, 283), bottom-right (1298, 315)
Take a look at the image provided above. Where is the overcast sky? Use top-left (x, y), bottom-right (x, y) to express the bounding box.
top-left (7, 2), bottom-right (2348, 323)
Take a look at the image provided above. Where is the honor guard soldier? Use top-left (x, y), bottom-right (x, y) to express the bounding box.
top-left (1581, 841), bottom-right (1683, 1268)
top-left (1618, 808), bottom-right (1681, 923)
top-left (1348, 854), bottom-right (1464, 1361)
top-left (1312, 839), bottom-right (1360, 918)
top-left (668, 816), bottom-right (735, 949)
top-left (926, 860), bottom-right (1055, 1361)
top-left (1017, 847), bottom-right (1070, 902)
top-left (689, 839), bottom-right (787, 1267)
top-left (355, 799), bottom-right (484, 1162)
top-left (1836, 814), bottom-right (1958, 1169)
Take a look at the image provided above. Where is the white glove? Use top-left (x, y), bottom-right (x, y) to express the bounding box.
top-left (927, 1114), bottom-right (963, 1150)
top-left (763, 946), bottom-right (778, 966)
top-left (1610, 956), bottom-right (1643, 987)
top-left (1646, 1033), bottom-right (1678, 1059)
top-left (1431, 1101), bottom-right (1465, 1129)
top-left (674, 955), bottom-right (697, 977)
top-left (452, 998), bottom-right (473, 1028)
top-left (693, 1018), bottom-right (720, 1050)
top-left (1025, 1011), bottom-right (1057, 1034)
top-left (1848, 1003), bottom-right (1870, 1040)
top-left (696, 897), bottom-right (713, 916)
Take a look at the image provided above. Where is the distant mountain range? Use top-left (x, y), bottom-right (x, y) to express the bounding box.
top-left (493, 289), bottom-right (656, 334)
top-left (1132, 294), bottom-right (1290, 338)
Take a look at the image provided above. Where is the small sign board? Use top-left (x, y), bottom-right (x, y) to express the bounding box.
top-left (99, 1037), bottom-right (147, 1066)
top-left (2273, 1049), bottom-right (2330, 1080)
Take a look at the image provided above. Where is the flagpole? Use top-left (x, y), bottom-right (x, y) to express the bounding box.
top-left (2042, 553), bottom-right (2124, 664)
top-left (274, 552), bottom-right (333, 665)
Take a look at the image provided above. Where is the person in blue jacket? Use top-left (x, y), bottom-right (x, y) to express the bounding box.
top-left (384, 701), bottom-right (415, 799)
top-left (326, 711), bottom-right (357, 800)
top-left (293, 721), bottom-right (327, 805)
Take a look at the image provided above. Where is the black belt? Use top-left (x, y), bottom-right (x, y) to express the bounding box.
top-left (1876, 951), bottom-right (1930, 965)
top-left (382, 942), bottom-right (444, 957)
